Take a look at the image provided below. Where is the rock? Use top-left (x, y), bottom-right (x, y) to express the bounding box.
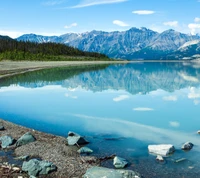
top-left (197, 130), bottom-right (200, 134)
top-left (156, 155), bottom-right (164, 162)
top-left (0, 135), bottom-right (13, 148)
top-left (83, 166), bottom-right (141, 178)
top-left (67, 131), bottom-right (89, 146)
top-left (181, 142), bottom-right (193, 150)
top-left (16, 132), bottom-right (36, 147)
top-left (0, 125), bottom-right (5, 131)
top-left (113, 156), bottom-right (128, 169)
top-left (77, 147), bottom-right (93, 154)
top-left (22, 159), bottom-right (57, 177)
top-left (148, 144), bottom-right (175, 156)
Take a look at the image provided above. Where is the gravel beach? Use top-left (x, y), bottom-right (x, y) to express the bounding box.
top-left (0, 119), bottom-right (99, 177)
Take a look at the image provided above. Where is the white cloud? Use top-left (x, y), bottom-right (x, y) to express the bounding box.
top-left (113, 20), bottom-right (129, 27)
top-left (71, 0), bottom-right (128, 8)
top-left (188, 23), bottom-right (200, 35)
top-left (64, 23), bottom-right (78, 29)
top-left (42, 0), bottom-right (65, 6)
top-left (163, 21), bottom-right (178, 27)
top-left (113, 95), bottom-right (129, 102)
top-left (0, 30), bottom-right (62, 38)
top-left (133, 107), bottom-right (154, 111)
top-left (194, 17), bottom-right (200, 23)
top-left (169, 121), bottom-right (180, 128)
top-left (132, 10), bottom-right (155, 15)
top-left (0, 30), bottom-right (24, 38)
top-left (163, 96), bottom-right (177, 101)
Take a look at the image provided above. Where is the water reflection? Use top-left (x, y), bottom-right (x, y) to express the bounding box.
top-left (0, 62), bottom-right (200, 177)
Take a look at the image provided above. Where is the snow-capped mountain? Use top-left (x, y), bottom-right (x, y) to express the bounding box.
top-left (16, 28), bottom-right (200, 60)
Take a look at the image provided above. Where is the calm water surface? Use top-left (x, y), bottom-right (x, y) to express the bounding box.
top-left (0, 62), bottom-right (200, 177)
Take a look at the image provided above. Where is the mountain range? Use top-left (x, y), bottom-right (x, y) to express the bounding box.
top-left (16, 27), bottom-right (200, 60)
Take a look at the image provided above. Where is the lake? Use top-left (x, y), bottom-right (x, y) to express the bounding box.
top-left (0, 62), bottom-right (200, 177)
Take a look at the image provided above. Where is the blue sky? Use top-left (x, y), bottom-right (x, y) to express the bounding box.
top-left (0, 0), bottom-right (200, 38)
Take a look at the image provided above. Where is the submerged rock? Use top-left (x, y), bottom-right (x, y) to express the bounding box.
top-left (77, 147), bottom-right (93, 154)
top-left (83, 166), bottom-right (141, 178)
top-left (113, 156), bottom-right (128, 169)
top-left (148, 144), bottom-right (175, 156)
top-left (181, 142), bottom-right (193, 150)
top-left (22, 159), bottom-right (57, 177)
top-left (16, 132), bottom-right (36, 147)
top-left (197, 130), bottom-right (200, 134)
top-left (0, 125), bottom-right (5, 131)
top-left (0, 135), bottom-right (13, 148)
top-left (174, 158), bottom-right (187, 163)
top-left (67, 131), bottom-right (89, 146)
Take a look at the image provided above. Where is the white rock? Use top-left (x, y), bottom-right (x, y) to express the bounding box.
top-left (148, 144), bottom-right (175, 156)
top-left (197, 130), bottom-right (200, 134)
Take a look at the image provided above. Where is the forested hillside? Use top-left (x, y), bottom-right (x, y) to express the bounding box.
top-left (0, 36), bottom-right (109, 61)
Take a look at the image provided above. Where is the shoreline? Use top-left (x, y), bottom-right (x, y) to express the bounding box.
top-left (1, 59), bottom-right (199, 79)
top-left (0, 118), bottom-right (99, 177)
top-left (0, 60), bottom-right (128, 79)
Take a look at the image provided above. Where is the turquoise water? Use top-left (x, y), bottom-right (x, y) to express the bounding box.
top-left (0, 62), bottom-right (200, 177)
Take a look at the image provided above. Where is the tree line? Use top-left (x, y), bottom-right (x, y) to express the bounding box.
top-left (0, 37), bottom-right (109, 61)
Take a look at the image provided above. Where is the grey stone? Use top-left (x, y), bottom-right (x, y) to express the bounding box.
top-left (16, 132), bottom-right (36, 147)
top-left (0, 135), bottom-right (13, 148)
top-left (148, 144), bottom-right (175, 156)
top-left (83, 166), bottom-right (141, 178)
top-left (181, 142), bottom-right (193, 150)
top-left (22, 159), bottom-right (57, 177)
top-left (113, 156), bottom-right (128, 168)
top-left (77, 147), bottom-right (93, 154)
top-left (0, 125), bottom-right (5, 131)
top-left (67, 131), bottom-right (89, 146)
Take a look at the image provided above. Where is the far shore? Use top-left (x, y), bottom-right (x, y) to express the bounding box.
top-left (0, 60), bottom-right (129, 79)
top-left (0, 59), bottom-right (199, 79)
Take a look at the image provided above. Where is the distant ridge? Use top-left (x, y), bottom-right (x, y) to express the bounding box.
top-left (14, 27), bottom-right (200, 60)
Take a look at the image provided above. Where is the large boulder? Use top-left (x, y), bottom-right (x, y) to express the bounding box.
top-left (16, 132), bottom-right (36, 147)
top-left (113, 156), bottom-right (128, 169)
top-left (148, 144), bottom-right (175, 156)
top-left (181, 142), bottom-right (193, 150)
top-left (77, 147), bottom-right (93, 154)
top-left (83, 166), bottom-right (141, 178)
top-left (22, 159), bottom-right (57, 177)
top-left (67, 131), bottom-right (89, 146)
top-left (0, 135), bottom-right (13, 148)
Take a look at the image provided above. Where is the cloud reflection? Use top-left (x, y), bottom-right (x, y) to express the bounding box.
top-left (133, 107), bottom-right (154, 111)
top-left (71, 114), bottom-right (200, 147)
top-left (163, 96), bottom-right (177, 101)
top-left (113, 95), bottom-right (129, 102)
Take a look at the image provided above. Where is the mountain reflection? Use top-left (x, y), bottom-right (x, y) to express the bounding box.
top-left (1, 62), bottom-right (200, 95)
